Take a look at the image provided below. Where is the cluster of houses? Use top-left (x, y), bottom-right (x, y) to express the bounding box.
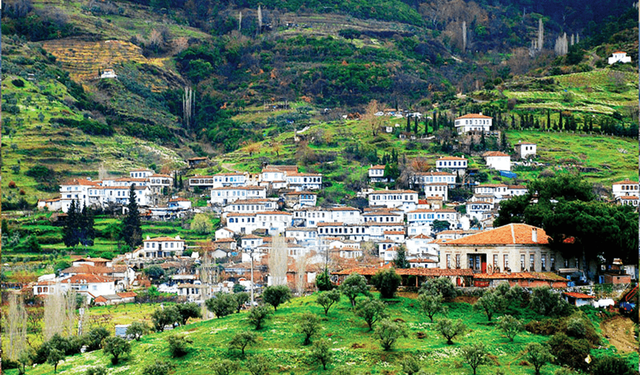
top-left (28, 114), bottom-right (637, 305)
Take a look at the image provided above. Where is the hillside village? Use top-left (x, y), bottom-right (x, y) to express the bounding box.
top-left (27, 113), bottom-right (638, 309)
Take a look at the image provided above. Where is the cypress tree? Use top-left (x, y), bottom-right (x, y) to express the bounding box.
top-left (121, 184), bottom-right (142, 249)
top-left (80, 206), bottom-right (95, 246)
top-left (63, 200), bottom-right (79, 248)
top-left (179, 175), bottom-right (184, 190)
top-left (406, 116), bottom-right (411, 133)
top-left (413, 117), bottom-right (418, 134)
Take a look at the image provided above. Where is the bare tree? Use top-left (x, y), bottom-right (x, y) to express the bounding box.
top-left (257, 5), bottom-right (263, 35)
top-left (363, 100), bottom-right (383, 136)
top-left (295, 255), bottom-right (309, 295)
top-left (537, 18), bottom-right (544, 51)
top-left (183, 86), bottom-right (194, 128)
top-left (44, 286), bottom-right (65, 340)
top-left (462, 21), bottom-right (467, 52)
top-left (238, 11), bottom-right (242, 31)
top-left (269, 235), bottom-right (288, 286)
top-left (554, 33), bottom-right (568, 56)
top-left (64, 290), bottom-right (77, 336)
top-left (6, 294), bottom-right (28, 361)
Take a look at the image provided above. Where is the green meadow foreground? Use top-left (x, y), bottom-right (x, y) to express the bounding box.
top-left (10, 293), bottom-right (637, 375)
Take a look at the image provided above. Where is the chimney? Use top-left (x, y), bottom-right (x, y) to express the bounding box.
top-left (479, 112), bottom-right (483, 116)
top-left (532, 228), bottom-right (537, 243)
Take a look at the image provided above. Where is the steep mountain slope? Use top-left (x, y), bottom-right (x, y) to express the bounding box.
top-left (1, 0), bottom-right (637, 205)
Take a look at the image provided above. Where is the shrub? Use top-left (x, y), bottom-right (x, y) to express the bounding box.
top-left (85, 366), bottom-right (107, 375)
top-left (245, 354), bottom-right (270, 375)
top-left (142, 361), bottom-right (175, 375)
top-left (523, 342), bottom-right (553, 375)
top-left (211, 359), bottom-right (240, 375)
top-left (175, 302), bottom-right (202, 325)
top-left (547, 333), bottom-right (590, 371)
top-left (435, 318), bottom-right (466, 345)
top-left (166, 334), bottom-right (192, 358)
top-left (316, 268), bottom-right (334, 291)
top-left (591, 355), bottom-right (636, 375)
top-left (497, 315), bottom-right (523, 341)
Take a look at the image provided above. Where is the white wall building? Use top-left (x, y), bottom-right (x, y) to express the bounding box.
top-left (368, 189), bottom-right (418, 211)
top-left (612, 179), bottom-right (639, 199)
top-left (454, 113), bottom-right (492, 134)
top-left (211, 186), bottom-right (267, 205)
top-left (436, 156), bottom-right (468, 176)
top-left (483, 151), bottom-right (511, 171)
top-left (514, 142), bottom-right (537, 159)
top-left (608, 51), bottom-right (631, 65)
top-left (136, 236), bottom-right (185, 258)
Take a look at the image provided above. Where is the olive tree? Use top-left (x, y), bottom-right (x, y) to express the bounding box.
top-left (297, 313), bottom-right (321, 345)
top-left (460, 343), bottom-right (489, 375)
top-left (497, 315), bottom-right (523, 341)
top-left (102, 336), bottom-right (131, 364)
top-left (355, 298), bottom-right (388, 331)
top-left (340, 273), bottom-right (369, 307)
top-left (374, 319), bottom-right (408, 351)
top-left (435, 318), bottom-right (466, 345)
top-left (316, 289), bottom-right (341, 316)
top-left (248, 305), bottom-right (271, 330)
top-left (230, 331), bottom-right (256, 356)
top-left (523, 343), bottom-right (554, 375)
top-left (418, 293), bottom-right (447, 322)
top-left (262, 285), bottom-right (292, 311)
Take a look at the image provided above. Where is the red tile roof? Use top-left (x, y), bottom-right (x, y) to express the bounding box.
top-left (143, 237), bottom-right (184, 242)
top-left (442, 224), bottom-right (549, 245)
top-left (473, 272), bottom-right (566, 281)
top-left (563, 292), bottom-right (595, 299)
top-left (333, 266), bottom-right (473, 277)
top-left (117, 292), bottom-right (137, 298)
top-left (483, 151), bottom-right (509, 157)
top-left (456, 113), bottom-right (492, 119)
top-left (61, 274), bottom-right (113, 284)
top-left (613, 179), bottom-right (638, 185)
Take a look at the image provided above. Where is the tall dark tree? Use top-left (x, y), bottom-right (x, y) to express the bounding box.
top-left (79, 206), bottom-right (95, 246)
top-left (63, 200), bottom-right (79, 248)
top-left (394, 246), bottom-right (410, 268)
top-left (121, 184), bottom-right (142, 249)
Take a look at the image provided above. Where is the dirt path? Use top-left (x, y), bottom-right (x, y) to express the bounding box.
top-left (600, 315), bottom-right (638, 354)
top-left (221, 162), bottom-right (236, 172)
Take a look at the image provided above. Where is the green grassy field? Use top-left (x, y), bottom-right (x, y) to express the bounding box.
top-left (6, 294), bottom-right (637, 375)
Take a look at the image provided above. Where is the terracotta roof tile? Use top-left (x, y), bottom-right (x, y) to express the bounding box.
top-left (563, 292), bottom-right (595, 299)
top-left (442, 224), bottom-right (549, 245)
top-left (456, 113), bottom-right (492, 119)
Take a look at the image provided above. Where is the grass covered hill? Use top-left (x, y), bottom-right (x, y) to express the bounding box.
top-left (4, 293), bottom-right (638, 375)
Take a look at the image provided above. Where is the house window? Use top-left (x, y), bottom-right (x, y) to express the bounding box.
top-left (520, 255), bottom-right (525, 270)
top-left (493, 255), bottom-right (498, 269)
top-left (446, 254), bottom-right (451, 269)
top-left (455, 254), bottom-right (460, 268)
top-left (541, 254), bottom-right (547, 270)
top-left (504, 254), bottom-right (509, 270)
top-left (530, 254), bottom-right (535, 270)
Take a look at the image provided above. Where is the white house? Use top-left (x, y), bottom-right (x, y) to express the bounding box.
top-left (59, 178), bottom-right (100, 212)
top-left (148, 174), bottom-right (173, 194)
top-left (37, 198), bottom-right (62, 211)
top-left (212, 172), bottom-right (249, 188)
top-left (215, 227), bottom-right (236, 240)
top-left (424, 183), bottom-right (448, 201)
top-left (466, 201), bottom-right (494, 221)
top-left (368, 189), bottom-right (419, 211)
top-left (328, 207), bottom-right (362, 225)
top-left (474, 184), bottom-right (508, 197)
top-left (563, 292), bottom-right (595, 307)
top-left (100, 69), bottom-right (117, 79)
top-left (362, 210), bottom-right (403, 223)
top-left (286, 173), bottom-right (323, 191)
top-left (188, 175), bottom-right (215, 190)
top-left (454, 113), bottom-right (492, 134)
top-left (284, 191), bottom-right (317, 208)
top-left (255, 211), bottom-right (293, 234)
top-left (137, 236), bottom-right (185, 258)
top-left (483, 151), bottom-right (511, 171)
top-left (285, 227), bottom-right (318, 249)
top-left (405, 234), bottom-right (439, 262)
top-left (436, 156), bottom-right (468, 176)
top-left (211, 186), bottom-right (266, 205)
top-left (612, 179), bottom-right (639, 199)
top-left (368, 165), bottom-right (388, 182)
top-left (130, 169), bottom-right (154, 179)
top-left (507, 185), bottom-right (528, 197)
top-left (168, 197), bottom-right (192, 210)
top-left (608, 51), bottom-right (631, 65)
top-left (514, 142), bottom-right (537, 159)
top-left (618, 195), bottom-right (639, 207)
top-left (224, 198), bottom-right (277, 213)
top-left (412, 172), bottom-right (456, 188)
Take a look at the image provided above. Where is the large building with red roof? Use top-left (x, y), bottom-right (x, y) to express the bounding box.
top-left (454, 113), bottom-right (492, 134)
top-left (438, 223), bottom-right (569, 274)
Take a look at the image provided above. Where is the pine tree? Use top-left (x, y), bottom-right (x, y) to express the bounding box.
top-left (121, 185), bottom-right (142, 249)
